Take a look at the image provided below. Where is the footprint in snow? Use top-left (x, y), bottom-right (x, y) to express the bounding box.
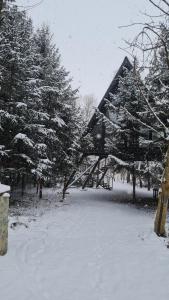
top-left (10, 222), bottom-right (29, 229)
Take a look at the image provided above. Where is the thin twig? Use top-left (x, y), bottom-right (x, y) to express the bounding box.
top-left (149, 0), bottom-right (169, 16)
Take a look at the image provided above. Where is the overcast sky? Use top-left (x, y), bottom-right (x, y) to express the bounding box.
top-left (16, 0), bottom-right (156, 104)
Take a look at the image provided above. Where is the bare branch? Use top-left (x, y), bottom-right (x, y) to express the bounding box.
top-left (161, 0), bottom-right (169, 8)
top-left (118, 46), bottom-right (136, 60)
top-left (140, 10), bottom-right (165, 18)
top-left (148, 0), bottom-right (169, 16)
top-left (17, 0), bottom-right (44, 11)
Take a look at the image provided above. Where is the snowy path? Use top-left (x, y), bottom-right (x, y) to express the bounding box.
top-left (1, 186), bottom-right (169, 300)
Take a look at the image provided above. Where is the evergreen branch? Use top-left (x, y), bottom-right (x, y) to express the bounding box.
top-left (107, 101), bottom-right (166, 141)
top-left (95, 108), bottom-right (121, 131)
top-left (135, 79), bottom-right (168, 133)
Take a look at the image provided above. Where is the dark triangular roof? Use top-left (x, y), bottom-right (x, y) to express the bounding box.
top-left (85, 56), bottom-right (133, 134)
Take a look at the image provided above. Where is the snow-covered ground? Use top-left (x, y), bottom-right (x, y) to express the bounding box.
top-left (1, 182), bottom-right (169, 300)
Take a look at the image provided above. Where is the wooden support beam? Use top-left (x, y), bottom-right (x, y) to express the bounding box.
top-left (62, 154), bottom-right (85, 200)
top-left (101, 115), bottom-right (106, 154)
top-left (69, 164), bottom-right (95, 188)
top-left (82, 158), bottom-right (101, 190)
top-left (65, 154), bottom-right (85, 190)
top-left (96, 167), bottom-right (109, 188)
top-left (96, 160), bottom-right (100, 187)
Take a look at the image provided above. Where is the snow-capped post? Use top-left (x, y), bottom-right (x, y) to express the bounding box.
top-left (154, 146), bottom-right (169, 236)
top-left (0, 183), bottom-right (10, 256)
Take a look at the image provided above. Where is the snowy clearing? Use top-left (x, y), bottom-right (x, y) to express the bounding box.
top-left (1, 183), bottom-right (169, 300)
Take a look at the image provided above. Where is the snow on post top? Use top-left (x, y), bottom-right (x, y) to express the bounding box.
top-left (0, 183), bottom-right (10, 196)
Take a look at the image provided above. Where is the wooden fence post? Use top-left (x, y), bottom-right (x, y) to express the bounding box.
top-left (0, 185), bottom-right (10, 256)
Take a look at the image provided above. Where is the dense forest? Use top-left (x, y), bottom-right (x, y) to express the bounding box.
top-left (0, 2), bottom-right (83, 192)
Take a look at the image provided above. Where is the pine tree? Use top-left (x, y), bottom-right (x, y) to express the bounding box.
top-left (105, 67), bottom-right (147, 161)
top-left (101, 64), bottom-right (164, 188)
top-left (0, 4), bottom-right (37, 179)
top-left (146, 24), bottom-right (169, 138)
top-left (0, 5), bottom-right (81, 187)
top-left (33, 25), bottom-right (80, 178)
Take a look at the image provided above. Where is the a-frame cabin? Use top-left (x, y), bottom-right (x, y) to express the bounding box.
top-left (63, 56), bottom-right (161, 197)
top-left (85, 56), bottom-right (132, 138)
top-left (82, 56), bottom-right (134, 159)
top-left (82, 56), bottom-right (161, 161)
top-left (63, 57), bottom-right (134, 196)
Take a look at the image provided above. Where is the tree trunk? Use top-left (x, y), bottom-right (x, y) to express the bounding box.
top-left (39, 178), bottom-right (43, 199)
top-left (147, 161), bottom-right (151, 191)
top-left (140, 178), bottom-right (143, 188)
top-left (127, 171), bottom-right (130, 183)
top-left (62, 176), bottom-right (67, 202)
top-left (154, 146), bottom-right (169, 236)
top-left (21, 173), bottom-right (25, 197)
top-left (132, 165), bottom-right (136, 202)
top-left (147, 176), bottom-right (151, 191)
top-left (36, 180), bottom-right (39, 194)
top-left (0, 1), bottom-right (3, 16)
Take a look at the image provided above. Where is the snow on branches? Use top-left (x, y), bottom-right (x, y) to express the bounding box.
top-left (0, 3), bottom-right (81, 183)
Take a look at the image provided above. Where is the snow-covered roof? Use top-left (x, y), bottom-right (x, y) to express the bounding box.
top-left (108, 155), bottom-right (129, 167)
